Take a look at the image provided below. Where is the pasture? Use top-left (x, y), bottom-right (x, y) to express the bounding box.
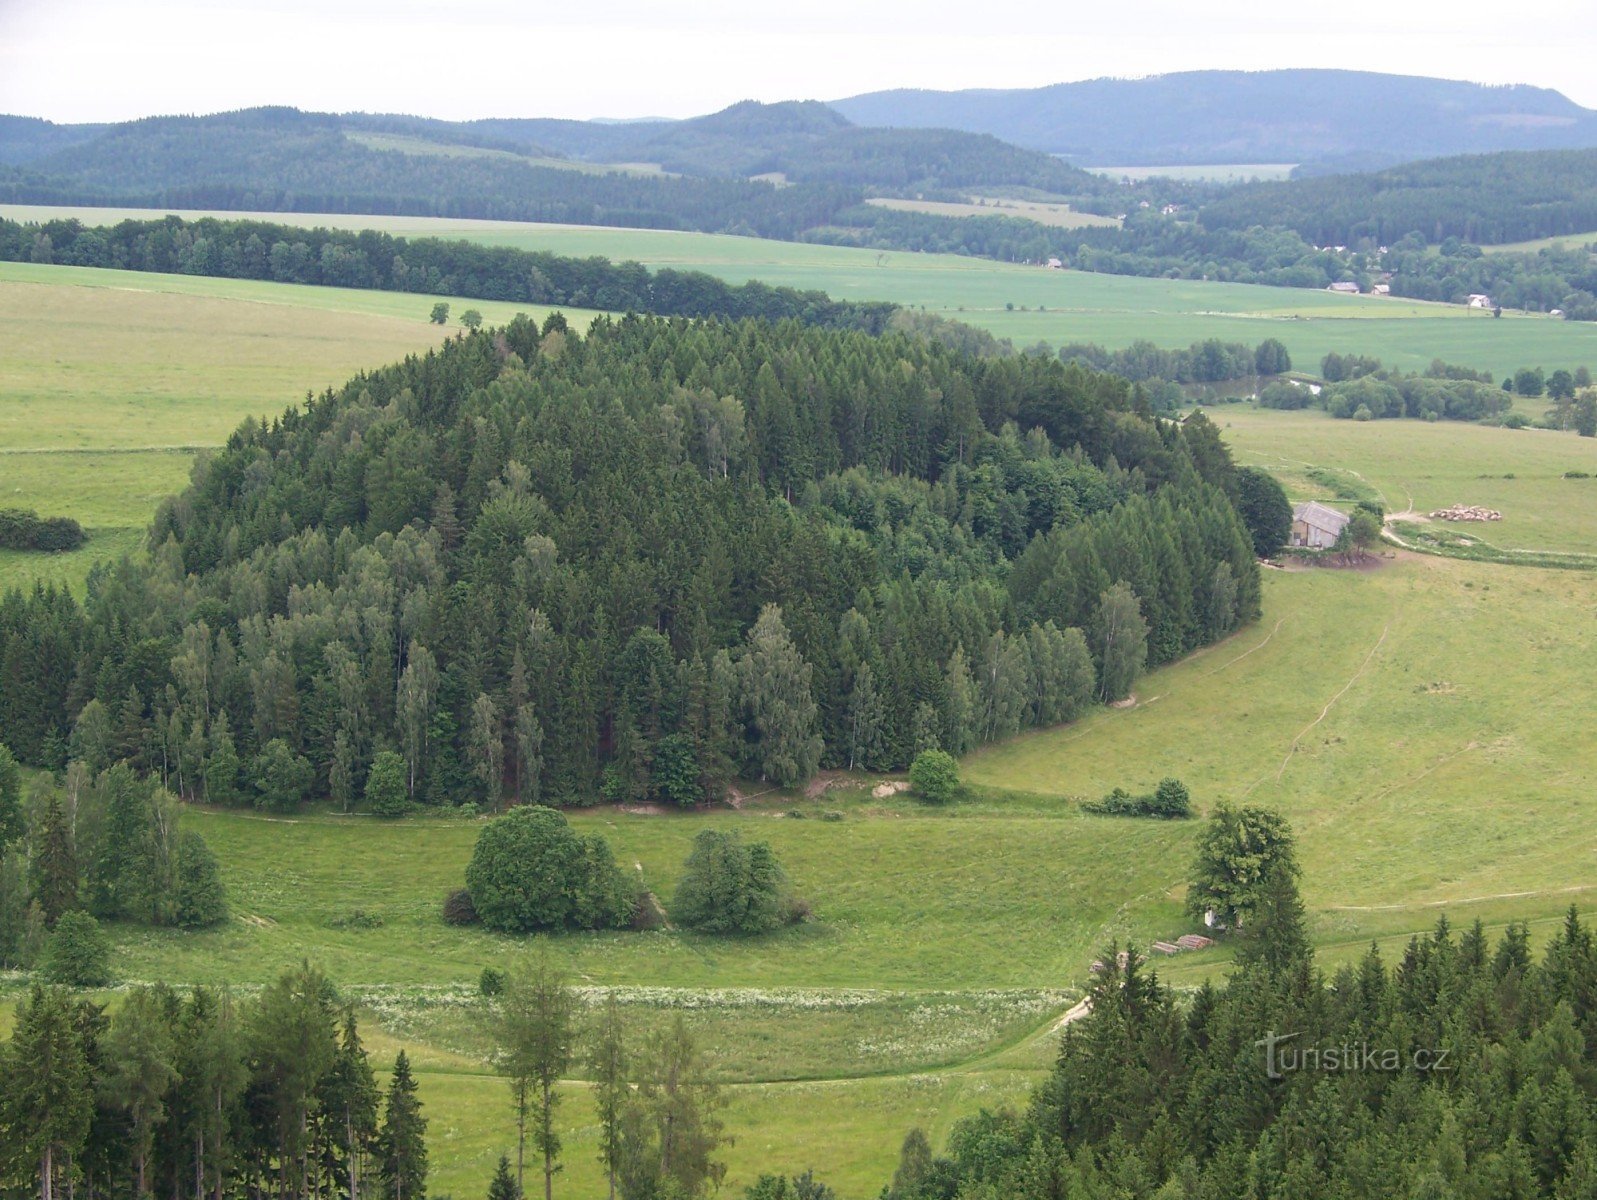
top-left (864, 196), bottom-right (1120, 229)
top-left (8, 204), bottom-right (1597, 376)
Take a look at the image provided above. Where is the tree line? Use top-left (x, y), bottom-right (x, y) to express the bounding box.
top-left (0, 216), bottom-right (898, 333)
top-left (0, 312), bottom-right (1260, 814)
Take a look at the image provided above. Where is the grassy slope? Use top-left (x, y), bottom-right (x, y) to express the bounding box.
top-left (7, 204), bottom-right (1597, 375)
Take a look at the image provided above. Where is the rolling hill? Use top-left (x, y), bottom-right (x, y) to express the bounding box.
top-left (831, 70), bottom-right (1597, 168)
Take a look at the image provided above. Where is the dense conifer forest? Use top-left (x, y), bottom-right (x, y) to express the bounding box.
top-left (0, 314), bottom-right (1258, 810)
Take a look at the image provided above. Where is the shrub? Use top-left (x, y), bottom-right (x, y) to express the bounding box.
top-left (464, 805), bottom-right (633, 933)
top-left (364, 749), bottom-right (408, 817)
top-left (908, 750), bottom-right (959, 804)
top-left (1083, 778), bottom-right (1193, 819)
top-left (442, 887), bottom-right (479, 926)
top-left (479, 966), bottom-right (506, 997)
top-left (40, 910), bottom-right (112, 987)
top-left (0, 508), bottom-right (88, 553)
top-left (328, 909), bottom-right (384, 930)
top-left (672, 830), bottom-right (789, 935)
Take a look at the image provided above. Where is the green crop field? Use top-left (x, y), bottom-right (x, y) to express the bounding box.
top-left (1483, 229), bottom-right (1597, 254)
top-left (8, 204), bottom-right (1597, 376)
top-left (864, 196), bottom-right (1121, 229)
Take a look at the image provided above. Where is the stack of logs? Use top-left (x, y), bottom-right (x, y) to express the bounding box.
top-left (1430, 505), bottom-right (1502, 522)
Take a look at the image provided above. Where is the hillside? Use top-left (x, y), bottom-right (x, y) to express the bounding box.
top-left (831, 70), bottom-right (1597, 167)
top-left (1201, 146), bottom-right (1597, 246)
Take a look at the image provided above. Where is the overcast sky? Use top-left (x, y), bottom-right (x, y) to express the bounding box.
top-left (4, 0), bottom-right (1596, 124)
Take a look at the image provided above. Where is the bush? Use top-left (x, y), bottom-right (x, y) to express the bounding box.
top-left (40, 910), bottom-right (112, 987)
top-left (364, 749), bottom-right (409, 817)
top-left (908, 750), bottom-right (959, 804)
top-left (464, 805), bottom-right (633, 932)
top-left (479, 966), bottom-right (506, 997)
top-left (672, 830), bottom-right (790, 935)
top-left (442, 887), bottom-right (479, 926)
top-left (0, 508), bottom-right (88, 553)
top-left (1503, 412), bottom-right (1530, 429)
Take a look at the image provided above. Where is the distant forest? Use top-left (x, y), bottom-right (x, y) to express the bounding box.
top-left (0, 214), bottom-right (899, 331)
top-left (0, 314), bottom-right (1259, 812)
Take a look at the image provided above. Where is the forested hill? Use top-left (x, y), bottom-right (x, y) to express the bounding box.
top-left (831, 70), bottom-right (1597, 167)
top-left (0, 102), bottom-right (1114, 229)
top-left (1201, 148), bottom-right (1597, 247)
top-left (0, 315), bottom-right (1258, 813)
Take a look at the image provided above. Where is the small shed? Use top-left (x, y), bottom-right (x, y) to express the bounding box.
top-left (1291, 501), bottom-right (1350, 549)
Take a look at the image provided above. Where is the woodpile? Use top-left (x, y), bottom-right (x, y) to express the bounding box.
top-left (1151, 934), bottom-right (1216, 956)
top-left (1430, 504), bottom-right (1502, 522)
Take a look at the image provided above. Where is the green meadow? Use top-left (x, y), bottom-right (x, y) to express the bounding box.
top-left (7, 203), bottom-right (1597, 376)
top-left (3, 216), bottom-right (1597, 1195)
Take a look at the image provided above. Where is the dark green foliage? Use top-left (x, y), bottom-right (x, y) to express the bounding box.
top-left (365, 749), bottom-right (409, 817)
top-left (40, 909), bottom-right (112, 986)
top-left (460, 309), bottom-right (483, 331)
top-left (1576, 393), bottom-right (1597, 437)
top-left (671, 830), bottom-right (788, 936)
top-left (0, 984), bottom-right (93, 1191)
top-left (1059, 336), bottom-right (1286, 385)
top-left (429, 302), bottom-right (449, 325)
top-left (1236, 466), bottom-right (1293, 558)
top-left (444, 888), bottom-right (479, 926)
top-left (0, 742), bottom-right (21, 846)
top-left (465, 806), bottom-right (633, 933)
top-left (377, 1050), bottom-right (428, 1200)
top-left (0, 507), bottom-right (87, 552)
top-left (173, 829), bottom-right (227, 927)
top-left (1186, 804), bottom-right (1298, 929)
top-left (908, 750), bottom-right (959, 804)
top-left (31, 793), bottom-right (78, 924)
top-left (252, 738), bottom-right (313, 811)
top-left (488, 1154), bottom-right (521, 1200)
top-left (479, 966), bottom-right (506, 997)
top-left (0, 314), bottom-right (1260, 809)
top-left (1083, 776), bottom-right (1192, 818)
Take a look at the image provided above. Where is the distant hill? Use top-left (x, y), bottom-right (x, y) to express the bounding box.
top-left (1202, 147), bottom-right (1597, 246)
top-left (1, 101), bottom-right (1111, 204)
top-left (831, 70), bottom-right (1597, 167)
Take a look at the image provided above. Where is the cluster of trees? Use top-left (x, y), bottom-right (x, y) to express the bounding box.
top-left (459, 808), bottom-right (797, 937)
top-left (1081, 776), bottom-right (1192, 818)
top-left (0, 215), bottom-right (898, 332)
top-left (881, 806), bottom-right (1597, 1200)
top-left (1056, 337), bottom-right (1291, 385)
top-left (1258, 355), bottom-right (1554, 423)
top-left (0, 754), bottom-right (226, 979)
top-left (487, 956), bottom-right (750, 1200)
top-left (1203, 147), bottom-right (1597, 249)
top-left (1377, 234), bottom-right (1597, 316)
top-left (0, 508), bottom-right (87, 553)
top-left (0, 313), bottom-right (1260, 812)
top-left (0, 964), bottom-right (428, 1199)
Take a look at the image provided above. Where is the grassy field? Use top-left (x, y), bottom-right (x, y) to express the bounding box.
top-left (1483, 230), bottom-right (1597, 254)
top-left (1211, 403), bottom-right (1597, 555)
top-left (346, 132), bottom-right (668, 177)
top-left (0, 261), bottom-right (598, 592)
top-left (864, 196), bottom-right (1120, 229)
top-left (8, 204), bottom-right (1597, 377)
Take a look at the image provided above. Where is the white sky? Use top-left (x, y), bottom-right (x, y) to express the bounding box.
top-left (4, 0), bottom-right (1596, 124)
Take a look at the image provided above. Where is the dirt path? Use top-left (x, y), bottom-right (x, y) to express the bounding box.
top-left (1274, 624), bottom-right (1388, 780)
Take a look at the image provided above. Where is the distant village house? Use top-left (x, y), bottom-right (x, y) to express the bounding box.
top-left (1467, 294), bottom-right (1493, 309)
top-left (1291, 501), bottom-right (1350, 549)
top-left (1327, 281), bottom-right (1361, 294)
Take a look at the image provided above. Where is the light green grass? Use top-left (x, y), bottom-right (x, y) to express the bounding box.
top-left (1482, 230), bottom-right (1597, 255)
top-left (865, 196), bottom-right (1120, 229)
top-left (8, 205), bottom-right (1597, 376)
top-left (347, 132), bottom-right (666, 176)
top-left (1211, 403), bottom-right (1597, 554)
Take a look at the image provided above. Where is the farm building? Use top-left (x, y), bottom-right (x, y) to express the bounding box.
top-left (1467, 294), bottom-right (1493, 309)
top-left (1291, 501), bottom-right (1350, 549)
top-left (1327, 281), bottom-right (1361, 294)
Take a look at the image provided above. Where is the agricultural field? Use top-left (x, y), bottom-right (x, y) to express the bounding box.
top-left (1483, 229), bottom-right (1597, 254)
top-left (864, 195), bottom-right (1120, 229)
top-left (8, 204), bottom-right (1597, 376)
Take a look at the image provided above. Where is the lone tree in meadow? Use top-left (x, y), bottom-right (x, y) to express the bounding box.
top-left (428, 302), bottom-right (449, 325)
top-left (461, 309), bottom-right (484, 331)
top-left (1186, 805), bottom-right (1299, 931)
top-left (464, 806), bottom-right (633, 933)
top-left (908, 750), bottom-right (959, 804)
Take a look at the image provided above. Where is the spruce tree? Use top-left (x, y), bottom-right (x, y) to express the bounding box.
top-left (736, 605), bottom-right (822, 787)
top-left (377, 1050), bottom-right (428, 1200)
top-left (32, 793), bottom-right (78, 925)
top-left (487, 1154), bottom-right (521, 1200)
top-left (0, 984), bottom-right (92, 1200)
top-left (101, 985), bottom-right (179, 1196)
top-left (0, 741), bottom-right (22, 846)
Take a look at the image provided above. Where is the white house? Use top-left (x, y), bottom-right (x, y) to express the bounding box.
top-left (1327, 281), bottom-right (1361, 294)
